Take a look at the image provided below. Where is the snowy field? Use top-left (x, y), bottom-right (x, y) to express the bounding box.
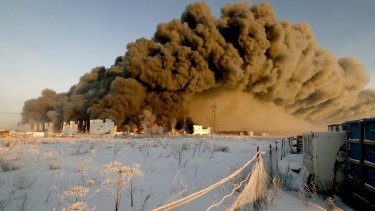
top-left (0, 136), bottom-right (353, 211)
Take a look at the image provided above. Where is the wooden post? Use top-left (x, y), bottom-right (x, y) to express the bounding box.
top-left (257, 146), bottom-right (260, 162)
top-left (280, 139), bottom-right (284, 160)
top-left (275, 141), bottom-right (278, 151)
top-left (269, 144), bottom-right (272, 177)
top-left (284, 141), bottom-right (286, 157)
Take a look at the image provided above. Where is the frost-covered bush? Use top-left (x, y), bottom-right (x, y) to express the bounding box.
top-left (101, 161), bottom-right (143, 211)
top-left (325, 196), bottom-right (336, 211)
top-left (213, 144), bottom-right (229, 153)
top-left (270, 177), bottom-right (281, 204)
top-left (298, 182), bottom-right (317, 207)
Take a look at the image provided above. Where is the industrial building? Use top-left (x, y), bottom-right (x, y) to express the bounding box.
top-left (90, 119), bottom-right (115, 135)
top-left (192, 125), bottom-right (211, 135)
top-left (17, 119), bottom-right (116, 136)
top-left (62, 121), bottom-right (78, 135)
top-left (0, 130), bottom-right (10, 138)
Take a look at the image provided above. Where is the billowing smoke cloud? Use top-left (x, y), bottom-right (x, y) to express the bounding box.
top-left (190, 88), bottom-right (323, 135)
top-left (21, 2), bottom-right (375, 134)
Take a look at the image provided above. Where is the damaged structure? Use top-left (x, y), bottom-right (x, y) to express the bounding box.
top-left (62, 121), bottom-right (78, 135)
top-left (89, 119), bottom-right (115, 135)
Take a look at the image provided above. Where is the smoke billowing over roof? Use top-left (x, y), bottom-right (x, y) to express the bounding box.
top-left (21, 2), bottom-right (375, 134)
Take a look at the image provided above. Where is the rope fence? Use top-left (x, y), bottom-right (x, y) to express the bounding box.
top-left (152, 138), bottom-right (296, 211)
top-left (206, 154), bottom-right (260, 211)
top-left (152, 151), bottom-right (261, 211)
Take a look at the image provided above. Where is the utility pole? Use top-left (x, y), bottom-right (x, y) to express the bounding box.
top-left (183, 116), bottom-right (188, 134)
top-left (210, 98), bottom-right (217, 133)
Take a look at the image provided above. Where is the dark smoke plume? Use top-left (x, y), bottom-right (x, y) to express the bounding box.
top-left (21, 2), bottom-right (375, 134)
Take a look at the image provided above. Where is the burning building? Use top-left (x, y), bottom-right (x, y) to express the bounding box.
top-left (90, 119), bottom-right (115, 135)
top-left (62, 121), bottom-right (78, 135)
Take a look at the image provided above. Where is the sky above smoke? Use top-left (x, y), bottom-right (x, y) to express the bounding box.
top-left (1, 0), bottom-right (375, 133)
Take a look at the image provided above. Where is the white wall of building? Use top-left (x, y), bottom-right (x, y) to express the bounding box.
top-left (193, 125), bottom-right (211, 135)
top-left (62, 121), bottom-right (78, 135)
top-left (44, 122), bottom-right (54, 132)
top-left (90, 119), bottom-right (115, 135)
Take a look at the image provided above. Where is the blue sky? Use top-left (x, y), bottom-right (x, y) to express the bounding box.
top-left (1, 0), bottom-right (375, 129)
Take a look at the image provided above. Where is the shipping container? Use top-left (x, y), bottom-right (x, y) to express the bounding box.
top-left (363, 118), bottom-right (375, 192)
top-left (328, 124), bottom-right (345, 132)
top-left (344, 119), bottom-right (375, 208)
top-left (346, 120), bottom-right (364, 184)
top-left (302, 131), bottom-right (347, 192)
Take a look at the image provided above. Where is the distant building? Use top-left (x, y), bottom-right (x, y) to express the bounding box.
top-left (0, 130), bottom-right (10, 138)
top-left (261, 132), bottom-right (269, 137)
top-left (62, 121), bottom-right (78, 135)
top-left (90, 119), bottom-right (115, 135)
top-left (216, 130), bottom-right (253, 136)
top-left (44, 122), bottom-right (54, 132)
top-left (193, 125), bottom-right (211, 135)
top-left (28, 132), bottom-right (45, 138)
top-left (18, 122), bottom-right (39, 132)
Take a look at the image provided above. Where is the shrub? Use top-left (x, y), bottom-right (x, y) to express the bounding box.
top-left (48, 162), bottom-right (61, 170)
top-left (298, 182), bottom-right (317, 207)
top-left (101, 161), bottom-right (143, 211)
top-left (325, 196), bottom-right (336, 211)
top-left (14, 174), bottom-right (36, 190)
top-left (213, 144), bottom-right (229, 153)
top-left (270, 177), bottom-right (281, 204)
top-left (0, 156), bottom-right (23, 172)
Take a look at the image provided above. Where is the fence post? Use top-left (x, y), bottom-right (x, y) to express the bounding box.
top-left (269, 144), bottom-right (272, 178)
top-left (275, 141), bottom-right (278, 151)
top-left (282, 140), bottom-right (284, 158)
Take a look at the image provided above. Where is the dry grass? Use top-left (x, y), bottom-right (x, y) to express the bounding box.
top-left (298, 182), bottom-right (317, 207)
top-left (48, 162), bottom-right (62, 170)
top-left (213, 144), bottom-right (230, 153)
top-left (269, 177), bottom-right (282, 205)
top-left (0, 150), bottom-right (23, 172)
top-left (325, 196), bottom-right (336, 211)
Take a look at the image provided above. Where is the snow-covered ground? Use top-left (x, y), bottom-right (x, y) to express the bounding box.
top-left (0, 136), bottom-right (354, 211)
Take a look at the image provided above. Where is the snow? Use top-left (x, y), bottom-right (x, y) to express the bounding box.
top-left (0, 136), bottom-right (355, 211)
top-left (267, 191), bottom-right (348, 211)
